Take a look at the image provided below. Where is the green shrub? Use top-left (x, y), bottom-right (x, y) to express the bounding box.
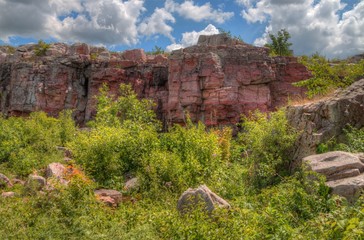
top-left (239, 109), bottom-right (298, 189)
top-left (335, 126), bottom-right (364, 153)
top-left (34, 40), bottom-right (50, 56)
top-left (0, 111), bottom-right (75, 176)
top-left (295, 54), bottom-right (364, 98)
top-left (89, 84), bottom-right (160, 130)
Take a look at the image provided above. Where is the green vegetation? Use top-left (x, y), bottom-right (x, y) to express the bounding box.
top-left (294, 53), bottom-right (364, 98)
top-left (0, 84), bottom-right (364, 239)
top-left (34, 40), bottom-right (50, 56)
top-left (265, 29), bottom-right (293, 56)
top-left (146, 45), bottom-right (165, 55)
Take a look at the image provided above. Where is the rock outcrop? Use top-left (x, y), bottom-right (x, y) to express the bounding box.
top-left (177, 185), bottom-right (230, 214)
top-left (303, 151), bottom-right (364, 202)
top-left (0, 34), bottom-right (310, 126)
top-left (288, 79), bottom-right (364, 162)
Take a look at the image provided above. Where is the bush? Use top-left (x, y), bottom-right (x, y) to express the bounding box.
top-left (294, 54), bottom-right (364, 98)
top-left (34, 40), bottom-right (50, 56)
top-left (238, 109), bottom-right (298, 189)
top-left (0, 111), bottom-right (75, 176)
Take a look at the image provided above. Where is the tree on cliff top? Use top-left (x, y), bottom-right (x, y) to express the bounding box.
top-left (265, 29), bottom-right (293, 56)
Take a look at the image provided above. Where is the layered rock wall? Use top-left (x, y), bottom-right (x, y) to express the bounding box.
top-left (0, 34), bottom-right (311, 126)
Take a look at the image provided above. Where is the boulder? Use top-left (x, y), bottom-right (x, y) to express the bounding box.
top-left (177, 185), bottom-right (230, 214)
top-left (303, 151), bottom-right (364, 202)
top-left (46, 162), bottom-right (69, 185)
top-left (0, 173), bottom-right (13, 188)
top-left (288, 79), bottom-right (364, 162)
top-left (95, 189), bottom-right (122, 207)
top-left (26, 174), bottom-right (46, 191)
top-left (124, 177), bottom-right (139, 191)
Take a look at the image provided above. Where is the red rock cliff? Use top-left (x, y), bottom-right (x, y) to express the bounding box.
top-left (0, 34), bottom-right (311, 126)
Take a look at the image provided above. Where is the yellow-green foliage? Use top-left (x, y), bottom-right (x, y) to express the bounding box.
top-left (295, 54), bottom-right (364, 98)
top-left (34, 40), bottom-right (50, 56)
top-left (0, 110), bottom-right (75, 176)
top-left (1, 85), bottom-right (364, 239)
top-left (239, 109), bottom-right (298, 189)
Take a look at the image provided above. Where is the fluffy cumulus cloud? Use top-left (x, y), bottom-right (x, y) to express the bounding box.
top-left (166, 24), bottom-right (219, 52)
top-left (240, 0), bottom-right (364, 58)
top-left (165, 0), bottom-right (234, 24)
top-left (138, 7), bottom-right (176, 41)
top-left (0, 0), bottom-right (145, 45)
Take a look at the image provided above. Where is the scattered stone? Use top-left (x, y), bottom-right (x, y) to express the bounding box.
top-left (303, 151), bottom-right (364, 202)
top-left (26, 174), bottom-right (46, 191)
top-left (46, 162), bottom-right (69, 185)
top-left (12, 178), bottom-right (25, 185)
top-left (0, 173), bottom-right (13, 188)
top-left (95, 189), bottom-right (122, 207)
top-left (1, 192), bottom-right (16, 198)
top-left (177, 185), bottom-right (230, 214)
top-left (124, 177), bottom-right (139, 191)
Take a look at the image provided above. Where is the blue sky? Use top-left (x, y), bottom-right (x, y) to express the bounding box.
top-left (0, 0), bottom-right (362, 58)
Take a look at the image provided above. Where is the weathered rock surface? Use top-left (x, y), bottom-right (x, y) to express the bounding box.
top-left (0, 34), bottom-right (310, 127)
top-left (288, 79), bottom-right (364, 162)
top-left (167, 34), bottom-right (310, 126)
top-left (95, 189), bottom-right (122, 207)
top-left (303, 151), bottom-right (364, 201)
top-left (177, 185), bottom-right (230, 214)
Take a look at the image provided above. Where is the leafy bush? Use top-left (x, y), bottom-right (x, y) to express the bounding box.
top-left (335, 126), bottom-right (364, 153)
top-left (89, 84), bottom-right (159, 130)
top-left (34, 40), bottom-right (50, 56)
top-left (0, 111), bottom-right (75, 176)
top-left (265, 29), bottom-right (293, 56)
top-left (294, 54), bottom-right (364, 98)
top-left (239, 109), bottom-right (298, 189)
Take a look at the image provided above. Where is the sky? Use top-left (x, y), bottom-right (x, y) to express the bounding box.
top-left (0, 0), bottom-right (362, 58)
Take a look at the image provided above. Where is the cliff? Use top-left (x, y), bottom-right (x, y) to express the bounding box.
top-left (0, 34), bottom-right (311, 126)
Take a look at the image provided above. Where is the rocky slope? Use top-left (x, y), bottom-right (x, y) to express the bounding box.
top-left (288, 79), bottom-right (364, 162)
top-left (0, 34), bottom-right (311, 126)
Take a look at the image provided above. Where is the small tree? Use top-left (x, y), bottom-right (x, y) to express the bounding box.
top-left (265, 29), bottom-right (293, 56)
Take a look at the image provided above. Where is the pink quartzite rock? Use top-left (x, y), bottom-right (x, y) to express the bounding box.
top-left (95, 189), bottom-right (123, 207)
top-left (0, 34), bottom-right (310, 128)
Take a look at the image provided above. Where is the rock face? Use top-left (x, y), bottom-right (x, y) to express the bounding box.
top-left (177, 185), bottom-right (230, 214)
top-left (288, 79), bottom-right (364, 162)
top-left (167, 34), bottom-right (310, 125)
top-left (0, 34), bottom-right (310, 126)
top-left (303, 151), bottom-right (364, 202)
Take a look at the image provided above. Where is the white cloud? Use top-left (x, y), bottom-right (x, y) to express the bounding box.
top-left (166, 24), bottom-right (219, 52)
top-left (138, 7), bottom-right (175, 41)
top-left (241, 0), bottom-right (364, 58)
top-left (166, 0), bottom-right (234, 24)
top-left (0, 0), bottom-right (145, 45)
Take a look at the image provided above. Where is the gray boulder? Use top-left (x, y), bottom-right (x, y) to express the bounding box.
top-left (303, 151), bottom-right (364, 202)
top-left (46, 162), bottom-right (69, 185)
top-left (177, 185), bottom-right (230, 214)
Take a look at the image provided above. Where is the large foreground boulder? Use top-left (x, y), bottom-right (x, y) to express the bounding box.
top-left (177, 185), bottom-right (230, 214)
top-left (288, 79), bottom-right (364, 163)
top-left (303, 151), bottom-right (364, 202)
